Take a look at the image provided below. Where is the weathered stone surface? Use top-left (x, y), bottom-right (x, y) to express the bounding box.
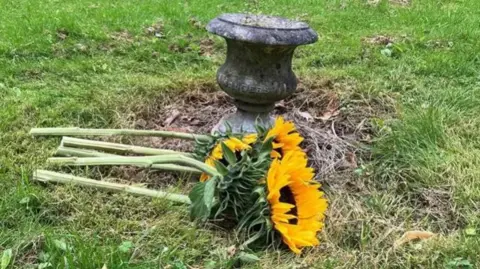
top-left (207, 13), bottom-right (318, 46)
top-left (212, 110), bottom-right (273, 134)
top-left (207, 13), bottom-right (317, 133)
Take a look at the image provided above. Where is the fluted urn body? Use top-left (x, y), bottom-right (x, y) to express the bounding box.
top-left (207, 14), bottom-right (318, 133)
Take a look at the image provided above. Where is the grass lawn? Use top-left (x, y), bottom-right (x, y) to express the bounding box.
top-left (1, 0), bottom-right (480, 268)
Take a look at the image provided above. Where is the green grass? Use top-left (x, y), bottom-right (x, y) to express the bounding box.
top-left (1, 0), bottom-right (480, 268)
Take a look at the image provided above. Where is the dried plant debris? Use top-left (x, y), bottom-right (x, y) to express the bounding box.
top-left (110, 30), bottom-right (134, 43)
top-left (199, 38), bottom-right (216, 56)
top-left (362, 35), bottom-right (396, 46)
top-left (367, 0), bottom-right (411, 6)
top-left (144, 19), bottom-right (164, 38)
top-left (56, 28), bottom-right (69, 41)
top-left (390, 0), bottom-right (411, 6)
top-left (129, 79), bottom-right (388, 180)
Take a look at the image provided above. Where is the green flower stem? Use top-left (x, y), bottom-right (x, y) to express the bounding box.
top-left (61, 136), bottom-right (189, 156)
top-left (48, 154), bottom-right (217, 176)
top-left (33, 170), bottom-right (191, 204)
top-left (56, 146), bottom-right (117, 157)
top-left (54, 147), bottom-right (202, 173)
top-left (29, 127), bottom-right (212, 142)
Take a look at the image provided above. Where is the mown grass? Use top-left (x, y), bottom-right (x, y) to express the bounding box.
top-left (1, 0), bottom-right (480, 268)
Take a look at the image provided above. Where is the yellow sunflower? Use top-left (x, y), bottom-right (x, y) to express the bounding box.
top-left (265, 117), bottom-right (305, 159)
top-left (281, 151), bottom-right (315, 184)
top-left (242, 133), bottom-right (258, 145)
top-left (266, 152), bottom-right (328, 254)
top-left (200, 135), bottom-right (257, 182)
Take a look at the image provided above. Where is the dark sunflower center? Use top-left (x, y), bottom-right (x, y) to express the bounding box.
top-left (273, 139), bottom-right (284, 158)
top-left (279, 186), bottom-right (298, 225)
top-left (274, 148), bottom-right (283, 157)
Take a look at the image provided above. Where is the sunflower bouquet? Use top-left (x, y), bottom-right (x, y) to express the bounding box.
top-left (190, 117), bottom-right (328, 254)
top-left (30, 116), bottom-right (328, 254)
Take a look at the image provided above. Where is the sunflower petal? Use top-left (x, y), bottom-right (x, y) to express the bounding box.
top-left (265, 134), bottom-right (328, 254)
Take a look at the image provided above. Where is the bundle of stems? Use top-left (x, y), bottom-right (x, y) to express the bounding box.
top-left (30, 127), bottom-right (210, 173)
top-left (48, 154), bottom-right (217, 175)
top-left (30, 127), bottom-right (217, 200)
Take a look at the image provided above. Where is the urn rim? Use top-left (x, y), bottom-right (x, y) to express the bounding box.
top-left (207, 13), bottom-right (318, 46)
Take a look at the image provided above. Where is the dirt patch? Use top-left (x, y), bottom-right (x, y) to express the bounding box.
top-left (412, 187), bottom-right (466, 232)
top-left (56, 28), bottom-right (69, 41)
top-left (168, 43), bottom-right (191, 53)
top-left (127, 79), bottom-right (389, 181)
top-left (143, 20), bottom-right (164, 39)
top-left (118, 80), bottom-right (465, 234)
top-left (110, 30), bottom-right (134, 43)
top-left (21, 69), bottom-right (44, 80)
top-left (362, 35), bottom-right (396, 46)
top-left (199, 38), bottom-right (215, 56)
top-left (133, 82), bottom-right (230, 134)
top-left (367, 0), bottom-right (411, 6)
top-left (390, 0), bottom-right (410, 6)
top-left (14, 235), bottom-right (45, 267)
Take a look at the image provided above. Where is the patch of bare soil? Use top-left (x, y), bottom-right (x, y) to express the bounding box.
top-left (143, 20), bottom-right (164, 38)
top-left (362, 35), bottom-right (396, 46)
top-left (129, 79), bottom-right (388, 182)
top-left (97, 79), bottom-right (377, 190)
top-left (361, 34), bottom-right (411, 47)
top-left (413, 187), bottom-right (466, 232)
top-left (389, 0), bottom-right (410, 6)
top-left (367, 0), bottom-right (411, 6)
top-left (122, 80), bottom-right (466, 238)
top-left (134, 82), bottom-right (232, 137)
top-left (56, 28), bottom-right (69, 41)
top-left (199, 38), bottom-right (215, 56)
top-left (106, 82), bottom-right (233, 189)
top-left (109, 30), bottom-right (134, 43)
top-left (14, 235), bottom-right (44, 267)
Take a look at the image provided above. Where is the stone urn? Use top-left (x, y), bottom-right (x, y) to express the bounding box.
top-left (207, 13), bottom-right (318, 133)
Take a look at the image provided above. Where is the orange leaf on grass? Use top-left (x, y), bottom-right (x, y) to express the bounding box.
top-left (394, 231), bottom-right (435, 248)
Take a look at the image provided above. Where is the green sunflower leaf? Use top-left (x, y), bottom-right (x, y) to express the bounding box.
top-left (224, 121), bottom-right (233, 134)
top-left (189, 177), bottom-right (217, 221)
top-left (259, 136), bottom-right (274, 159)
top-left (255, 123), bottom-right (267, 136)
top-left (204, 178), bottom-right (217, 208)
top-left (221, 142), bottom-right (237, 165)
top-left (213, 160), bottom-right (229, 175)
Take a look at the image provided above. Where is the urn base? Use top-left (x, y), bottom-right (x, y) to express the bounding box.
top-left (212, 109), bottom-right (274, 134)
